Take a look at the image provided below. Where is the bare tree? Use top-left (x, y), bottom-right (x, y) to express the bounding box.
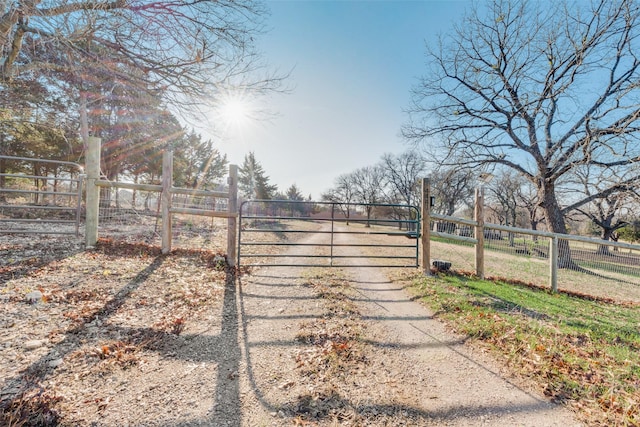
top-left (515, 180), bottom-right (543, 234)
top-left (570, 167), bottom-right (640, 253)
top-left (380, 151), bottom-right (426, 207)
top-left (379, 151), bottom-right (426, 230)
top-left (486, 170), bottom-right (526, 246)
top-left (404, 0), bottom-right (640, 267)
top-left (351, 165), bottom-right (385, 227)
top-left (429, 167), bottom-right (475, 217)
top-left (1, 0), bottom-right (282, 129)
top-left (486, 173), bottom-right (519, 226)
top-left (321, 173), bottom-right (357, 225)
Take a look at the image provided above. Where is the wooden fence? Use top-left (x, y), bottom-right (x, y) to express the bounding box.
top-left (84, 137), bottom-right (238, 265)
top-left (420, 178), bottom-right (640, 293)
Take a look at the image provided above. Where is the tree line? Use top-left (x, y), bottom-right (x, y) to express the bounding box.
top-left (2, 0), bottom-right (640, 247)
top-left (321, 148), bottom-right (640, 245)
top-left (1, 0), bottom-right (282, 204)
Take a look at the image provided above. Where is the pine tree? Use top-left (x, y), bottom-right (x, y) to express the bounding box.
top-left (239, 152), bottom-right (277, 199)
top-left (285, 184), bottom-right (304, 201)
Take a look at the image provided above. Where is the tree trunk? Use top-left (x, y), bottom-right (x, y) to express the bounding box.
top-left (530, 219), bottom-right (539, 242)
top-left (52, 169), bottom-right (58, 206)
top-left (132, 174), bottom-right (138, 208)
top-left (597, 228), bottom-right (615, 255)
top-left (540, 183), bottom-right (576, 269)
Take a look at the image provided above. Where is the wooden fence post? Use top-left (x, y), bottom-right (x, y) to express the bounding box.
top-left (474, 187), bottom-right (485, 279)
top-left (227, 165), bottom-right (238, 268)
top-left (550, 236), bottom-right (558, 293)
top-left (421, 178), bottom-right (431, 275)
top-left (85, 136), bottom-right (101, 247)
top-left (161, 150), bottom-right (173, 254)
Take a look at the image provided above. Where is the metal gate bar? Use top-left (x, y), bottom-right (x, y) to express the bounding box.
top-left (238, 200), bottom-right (420, 268)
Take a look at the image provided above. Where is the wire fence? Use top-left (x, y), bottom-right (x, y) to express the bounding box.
top-left (97, 187), bottom-right (229, 252)
top-left (0, 155), bottom-right (84, 236)
top-left (3, 155), bottom-right (638, 304)
top-left (429, 217), bottom-right (640, 304)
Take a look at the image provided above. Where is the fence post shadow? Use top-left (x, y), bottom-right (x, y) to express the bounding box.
top-left (209, 268), bottom-right (241, 426)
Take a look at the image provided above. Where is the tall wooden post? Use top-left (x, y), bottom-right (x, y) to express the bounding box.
top-left (85, 137), bottom-right (101, 247)
top-left (161, 150), bottom-right (173, 254)
top-left (474, 187), bottom-right (485, 279)
top-left (549, 236), bottom-right (558, 293)
top-left (227, 164), bottom-right (238, 267)
top-left (421, 178), bottom-right (431, 275)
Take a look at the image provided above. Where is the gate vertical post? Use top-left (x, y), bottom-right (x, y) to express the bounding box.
top-left (474, 187), bottom-right (485, 279)
top-left (161, 150), bottom-right (173, 254)
top-left (227, 164), bottom-right (238, 267)
top-left (330, 203), bottom-right (335, 266)
top-left (85, 136), bottom-right (101, 247)
top-left (421, 178), bottom-right (431, 275)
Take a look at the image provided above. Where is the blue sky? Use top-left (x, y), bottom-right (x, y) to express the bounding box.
top-left (213, 0), bottom-right (469, 199)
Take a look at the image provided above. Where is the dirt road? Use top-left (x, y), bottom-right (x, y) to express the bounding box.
top-left (235, 225), bottom-right (582, 426)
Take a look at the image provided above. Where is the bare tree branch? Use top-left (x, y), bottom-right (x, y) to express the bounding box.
top-left (404, 0), bottom-right (640, 246)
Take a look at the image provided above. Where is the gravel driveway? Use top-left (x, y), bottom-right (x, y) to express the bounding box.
top-left (234, 225), bottom-right (582, 426)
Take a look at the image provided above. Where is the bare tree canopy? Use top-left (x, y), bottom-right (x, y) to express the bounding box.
top-left (404, 0), bottom-right (640, 240)
top-left (429, 167), bottom-right (475, 216)
top-left (379, 151), bottom-right (426, 207)
top-left (570, 166), bottom-right (640, 243)
top-left (0, 0), bottom-right (280, 114)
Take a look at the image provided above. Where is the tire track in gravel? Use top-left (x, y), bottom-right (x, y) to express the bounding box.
top-left (236, 223), bottom-right (331, 426)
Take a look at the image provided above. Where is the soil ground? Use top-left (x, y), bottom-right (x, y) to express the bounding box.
top-left (0, 227), bottom-right (583, 426)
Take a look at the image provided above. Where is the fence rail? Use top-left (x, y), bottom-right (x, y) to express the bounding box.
top-left (0, 155), bottom-right (85, 236)
top-left (2, 151), bottom-right (638, 302)
top-left (84, 137), bottom-right (238, 262)
top-left (422, 179), bottom-right (640, 300)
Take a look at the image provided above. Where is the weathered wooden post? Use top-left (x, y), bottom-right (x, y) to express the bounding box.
top-left (474, 186), bottom-right (485, 279)
top-left (549, 236), bottom-right (558, 293)
top-left (421, 178), bottom-right (431, 275)
top-left (161, 150), bottom-right (173, 254)
top-left (85, 136), bottom-right (101, 247)
top-left (227, 164), bottom-right (238, 268)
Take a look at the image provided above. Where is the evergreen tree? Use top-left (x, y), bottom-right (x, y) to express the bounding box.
top-left (173, 132), bottom-right (228, 190)
top-left (285, 184), bottom-right (304, 201)
top-left (239, 152), bottom-right (277, 199)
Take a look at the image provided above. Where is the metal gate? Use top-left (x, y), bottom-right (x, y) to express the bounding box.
top-left (238, 200), bottom-right (420, 268)
top-left (0, 155), bottom-right (85, 236)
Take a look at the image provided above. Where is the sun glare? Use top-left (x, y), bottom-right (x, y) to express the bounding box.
top-left (218, 97), bottom-right (250, 128)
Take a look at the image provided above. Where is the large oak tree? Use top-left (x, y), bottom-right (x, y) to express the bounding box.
top-left (404, 0), bottom-right (640, 267)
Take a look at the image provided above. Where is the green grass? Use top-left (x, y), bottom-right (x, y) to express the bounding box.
top-left (432, 232), bottom-right (640, 282)
top-left (408, 272), bottom-right (640, 426)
